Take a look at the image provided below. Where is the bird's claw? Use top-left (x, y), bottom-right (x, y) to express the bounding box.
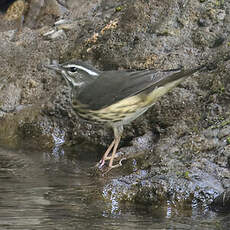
top-left (95, 159), bottom-right (105, 169)
top-left (101, 157), bottom-right (126, 175)
top-left (118, 157), bottom-right (126, 166)
top-left (95, 157), bottom-right (126, 175)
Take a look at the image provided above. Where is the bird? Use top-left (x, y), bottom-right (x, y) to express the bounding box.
top-left (45, 60), bottom-right (204, 173)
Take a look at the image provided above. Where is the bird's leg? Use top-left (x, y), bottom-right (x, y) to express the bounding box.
top-left (102, 136), bottom-right (125, 175)
top-left (97, 140), bottom-right (115, 168)
top-left (97, 126), bottom-right (125, 172)
top-left (102, 126), bottom-right (126, 174)
top-left (108, 136), bottom-right (121, 168)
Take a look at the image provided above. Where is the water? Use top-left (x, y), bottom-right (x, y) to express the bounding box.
top-left (0, 146), bottom-right (229, 230)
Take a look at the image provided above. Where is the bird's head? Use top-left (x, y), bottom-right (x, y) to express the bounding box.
top-left (45, 60), bottom-right (101, 88)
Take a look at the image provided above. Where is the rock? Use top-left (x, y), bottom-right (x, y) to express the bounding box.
top-left (211, 188), bottom-right (230, 213)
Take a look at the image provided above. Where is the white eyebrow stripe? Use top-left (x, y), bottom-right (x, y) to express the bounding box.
top-left (64, 64), bottom-right (99, 76)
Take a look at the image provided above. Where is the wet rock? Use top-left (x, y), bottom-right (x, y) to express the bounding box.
top-left (0, 106), bottom-right (54, 149)
top-left (210, 188), bottom-right (230, 213)
top-left (102, 119), bottom-right (230, 209)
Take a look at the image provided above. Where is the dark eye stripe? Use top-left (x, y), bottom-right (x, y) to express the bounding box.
top-left (64, 64), bottom-right (99, 76)
top-left (69, 67), bottom-right (78, 72)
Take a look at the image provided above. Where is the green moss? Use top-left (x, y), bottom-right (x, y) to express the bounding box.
top-left (184, 171), bottom-right (190, 179)
top-left (220, 120), bottom-right (230, 128)
top-left (115, 6), bottom-right (122, 12)
top-left (215, 0), bottom-right (224, 6)
top-left (209, 119), bottom-right (230, 130)
top-left (220, 87), bottom-right (225, 93)
top-left (157, 30), bottom-right (171, 36)
top-left (226, 137), bottom-right (230, 145)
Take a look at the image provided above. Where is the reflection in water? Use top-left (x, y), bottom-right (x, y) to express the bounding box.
top-left (0, 146), bottom-right (229, 230)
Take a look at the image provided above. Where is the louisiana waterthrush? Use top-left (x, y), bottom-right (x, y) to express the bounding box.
top-left (46, 60), bottom-right (204, 172)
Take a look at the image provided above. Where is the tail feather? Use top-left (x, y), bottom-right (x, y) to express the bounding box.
top-left (145, 65), bottom-right (205, 105)
top-left (153, 65), bottom-right (205, 88)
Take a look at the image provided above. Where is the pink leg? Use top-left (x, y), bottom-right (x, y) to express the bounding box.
top-left (108, 136), bottom-right (121, 168)
top-left (97, 140), bottom-right (115, 168)
top-left (97, 126), bottom-right (125, 173)
top-left (102, 136), bottom-right (126, 174)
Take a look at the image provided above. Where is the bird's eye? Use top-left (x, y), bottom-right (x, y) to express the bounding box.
top-left (68, 67), bottom-right (78, 72)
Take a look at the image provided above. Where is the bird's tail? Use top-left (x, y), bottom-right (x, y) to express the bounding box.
top-left (145, 65), bottom-right (205, 106)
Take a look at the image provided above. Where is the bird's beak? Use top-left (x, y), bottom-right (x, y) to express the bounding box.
top-left (44, 62), bottom-right (62, 73)
top-left (44, 61), bottom-right (74, 87)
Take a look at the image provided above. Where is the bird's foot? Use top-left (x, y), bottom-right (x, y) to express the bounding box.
top-left (95, 159), bottom-right (105, 169)
top-left (102, 158), bottom-right (126, 175)
top-left (95, 153), bottom-right (121, 169)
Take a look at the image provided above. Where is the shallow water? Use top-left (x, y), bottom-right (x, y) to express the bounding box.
top-left (0, 145), bottom-right (229, 230)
